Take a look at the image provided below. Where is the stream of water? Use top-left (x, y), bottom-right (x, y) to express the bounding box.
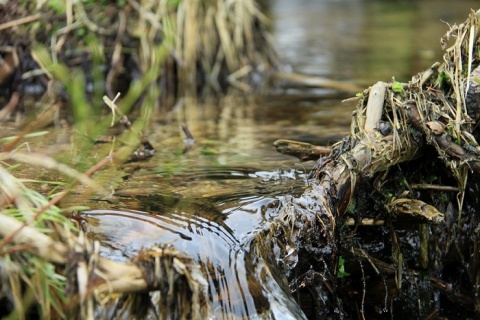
top-left (80, 1), bottom-right (479, 318)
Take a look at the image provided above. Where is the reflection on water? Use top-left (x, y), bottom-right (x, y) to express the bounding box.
top-left (273, 0), bottom-right (480, 83)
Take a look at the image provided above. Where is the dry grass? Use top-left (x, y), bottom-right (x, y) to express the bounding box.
top-left (0, 161), bottom-right (76, 319)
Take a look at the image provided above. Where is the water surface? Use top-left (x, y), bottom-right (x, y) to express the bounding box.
top-left (273, 0), bottom-right (479, 84)
top-left (81, 2), bottom-right (480, 318)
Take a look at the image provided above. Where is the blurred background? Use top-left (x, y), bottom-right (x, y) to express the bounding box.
top-left (271, 0), bottom-right (479, 84)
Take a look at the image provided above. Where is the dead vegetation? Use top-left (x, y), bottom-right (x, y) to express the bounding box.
top-left (0, 0), bottom-right (277, 111)
top-left (263, 9), bottom-right (480, 318)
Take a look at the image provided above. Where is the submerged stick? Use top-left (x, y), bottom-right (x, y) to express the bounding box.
top-left (271, 72), bottom-right (363, 92)
top-left (274, 139), bottom-right (331, 161)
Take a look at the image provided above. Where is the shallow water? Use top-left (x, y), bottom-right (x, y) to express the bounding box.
top-left (79, 2), bottom-right (480, 318)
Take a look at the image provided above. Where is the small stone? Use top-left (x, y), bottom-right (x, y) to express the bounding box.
top-left (376, 120), bottom-right (392, 135)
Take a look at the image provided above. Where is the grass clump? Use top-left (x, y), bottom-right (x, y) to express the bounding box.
top-left (0, 161), bottom-right (78, 319)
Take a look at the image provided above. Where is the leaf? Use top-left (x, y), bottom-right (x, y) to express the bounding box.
top-left (0, 131), bottom-right (49, 142)
top-left (346, 203), bottom-right (356, 214)
top-left (200, 147), bottom-right (219, 155)
top-left (392, 81), bottom-right (404, 93)
top-left (337, 256), bottom-right (350, 278)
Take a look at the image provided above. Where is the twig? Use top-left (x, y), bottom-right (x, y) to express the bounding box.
top-left (0, 91), bottom-right (20, 121)
top-left (274, 139), bottom-right (331, 161)
top-left (410, 184), bottom-right (459, 192)
top-left (0, 13), bottom-right (42, 31)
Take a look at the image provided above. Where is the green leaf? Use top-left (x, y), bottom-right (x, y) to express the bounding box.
top-left (0, 131), bottom-right (49, 142)
top-left (392, 81), bottom-right (403, 93)
top-left (200, 147), bottom-right (219, 155)
top-left (48, 0), bottom-right (66, 14)
top-left (337, 256), bottom-right (350, 278)
top-left (346, 202), bottom-right (355, 214)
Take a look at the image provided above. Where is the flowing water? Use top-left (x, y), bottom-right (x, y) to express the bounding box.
top-left (80, 1), bottom-right (479, 318)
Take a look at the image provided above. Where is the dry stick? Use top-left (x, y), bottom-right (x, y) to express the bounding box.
top-left (419, 62), bottom-right (440, 87)
top-left (274, 139), bottom-right (331, 161)
top-left (333, 81), bottom-right (388, 212)
top-left (0, 13), bottom-right (42, 31)
top-left (364, 82), bottom-right (386, 133)
top-left (271, 72), bottom-right (363, 93)
top-left (411, 184), bottom-right (459, 192)
top-left (90, 256), bottom-right (146, 294)
top-left (464, 14), bottom-right (476, 98)
top-left (0, 91), bottom-right (20, 121)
